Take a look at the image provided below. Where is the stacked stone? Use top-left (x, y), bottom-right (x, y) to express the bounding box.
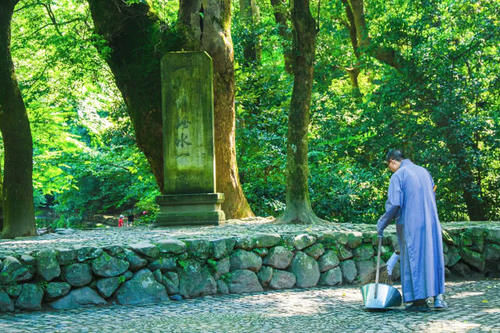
top-left (0, 227), bottom-right (499, 313)
top-left (443, 226), bottom-right (500, 277)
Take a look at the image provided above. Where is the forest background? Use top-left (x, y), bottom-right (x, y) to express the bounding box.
top-left (0, 0), bottom-right (498, 230)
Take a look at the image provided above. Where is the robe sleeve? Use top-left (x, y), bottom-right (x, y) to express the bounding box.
top-left (377, 173), bottom-right (402, 236)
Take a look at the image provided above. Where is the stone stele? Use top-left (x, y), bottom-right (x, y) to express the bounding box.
top-left (156, 51), bottom-right (225, 226)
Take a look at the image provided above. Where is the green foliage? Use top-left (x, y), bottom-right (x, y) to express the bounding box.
top-left (381, 251), bottom-right (392, 263)
top-left (330, 246), bottom-right (339, 255)
top-left (206, 258), bottom-right (217, 274)
top-left (177, 259), bottom-right (188, 270)
top-left (252, 248), bottom-right (266, 256)
top-left (37, 280), bottom-right (48, 291)
top-left (232, 0), bottom-right (499, 223)
top-left (235, 66), bottom-right (290, 217)
top-left (220, 272), bottom-right (233, 283)
top-left (207, 258), bottom-right (217, 268)
top-left (7, 0), bottom-right (160, 228)
top-left (276, 239), bottom-right (294, 252)
top-left (1, 0), bottom-right (496, 229)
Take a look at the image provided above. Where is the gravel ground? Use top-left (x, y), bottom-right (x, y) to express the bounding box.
top-left (1, 218), bottom-right (497, 256)
top-left (0, 279), bottom-right (498, 333)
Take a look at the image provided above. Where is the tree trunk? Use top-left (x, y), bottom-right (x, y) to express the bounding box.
top-left (345, 0), bottom-right (487, 221)
top-left (178, 0), bottom-right (254, 219)
top-left (0, 0), bottom-right (36, 238)
top-left (87, 0), bottom-right (253, 219)
top-left (239, 0), bottom-right (261, 64)
top-left (86, 0), bottom-right (164, 191)
top-left (346, 0), bottom-right (409, 73)
top-left (341, 0), bottom-right (362, 97)
top-left (275, 0), bottom-right (323, 224)
top-left (270, 0), bottom-right (293, 74)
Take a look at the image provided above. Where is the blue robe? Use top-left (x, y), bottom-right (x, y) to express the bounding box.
top-left (377, 159), bottom-right (445, 302)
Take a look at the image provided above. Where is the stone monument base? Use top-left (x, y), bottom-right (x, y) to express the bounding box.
top-left (155, 193), bottom-right (225, 226)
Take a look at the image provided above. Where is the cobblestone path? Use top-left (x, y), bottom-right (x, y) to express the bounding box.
top-left (1, 279), bottom-right (498, 333)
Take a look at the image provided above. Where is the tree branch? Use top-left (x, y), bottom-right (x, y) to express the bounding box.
top-left (41, 2), bottom-right (63, 36)
top-left (346, 0), bottom-right (410, 74)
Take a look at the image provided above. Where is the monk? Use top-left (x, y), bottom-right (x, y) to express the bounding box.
top-left (377, 149), bottom-right (447, 311)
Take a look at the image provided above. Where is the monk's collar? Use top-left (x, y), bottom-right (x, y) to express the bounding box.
top-left (400, 159), bottom-right (412, 168)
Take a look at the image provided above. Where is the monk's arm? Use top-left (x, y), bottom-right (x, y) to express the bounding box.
top-left (376, 204), bottom-right (400, 236)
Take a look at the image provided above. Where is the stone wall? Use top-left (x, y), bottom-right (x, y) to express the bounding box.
top-left (1, 225), bottom-right (499, 312)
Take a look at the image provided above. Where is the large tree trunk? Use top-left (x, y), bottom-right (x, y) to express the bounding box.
top-left (87, 0), bottom-right (253, 219)
top-left (178, 0), bottom-right (254, 219)
top-left (86, 0), bottom-right (164, 191)
top-left (239, 0), bottom-right (261, 64)
top-left (0, 0), bottom-right (36, 238)
top-left (275, 0), bottom-right (322, 224)
top-left (345, 0), bottom-right (487, 220)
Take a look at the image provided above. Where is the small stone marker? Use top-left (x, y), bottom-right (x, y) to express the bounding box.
top-left (156, 51), bottom-right (225, 226)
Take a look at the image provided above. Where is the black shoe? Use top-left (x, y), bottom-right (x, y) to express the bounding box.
top-left (405, 302), bottom-right (431, 312)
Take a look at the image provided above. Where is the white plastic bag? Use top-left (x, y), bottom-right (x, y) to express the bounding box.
top-left (387, 253), bottom-right (400, 276)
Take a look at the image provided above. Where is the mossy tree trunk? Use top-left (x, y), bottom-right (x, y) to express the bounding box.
top-left (87, 0), bottom-right (253, 219)
top-left (86, 0), bottom-right (165, 192)
top-left (239, 0), bottom-right (261, 65)
top-left (275, 0), bottom-right (323, 224)
top-left (345, 0), bottom-right (487, 220)
top-left (0, 0), bottom-right (36, 238)
top-left (178, 0), bottom-right (254, 219)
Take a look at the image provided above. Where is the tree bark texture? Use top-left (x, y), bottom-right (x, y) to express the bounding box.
top-left (270, 0), bottom-right (293, 74)
top-left (239, 0), bottom-right (261, 64)
top-left (347, 0), bottom-right (408, 73)
top-left (345, 0), bottom-right (487, 220)
top-left (0, 0), bottom-right (36, 238)
top-left (178, 0), bottom-right (254, 219)
top-left (341, 0), bottom-right (361, 96)
top-left (276, 0), bottom-right (322, 224)
top-left (86, 0), bottom-right (165, 192)
top-left (87, 0), bottom-right (253, 219)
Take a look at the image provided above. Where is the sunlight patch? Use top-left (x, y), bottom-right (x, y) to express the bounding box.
top-left (449, 291), bottom-right (484, 299)
top-left (419, 320), bottom-right (480, 331)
